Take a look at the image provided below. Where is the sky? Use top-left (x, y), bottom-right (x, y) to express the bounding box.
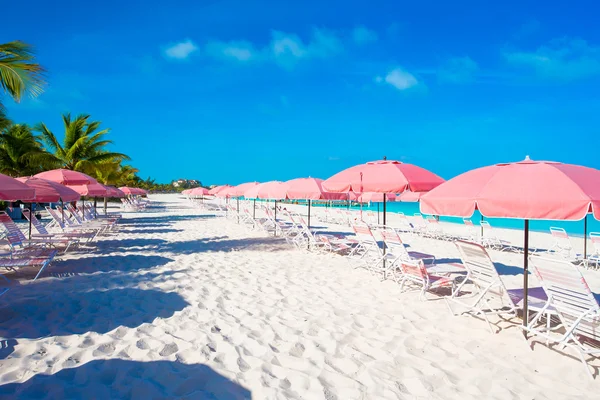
top-left (3, 0), bottom-right (600, 185)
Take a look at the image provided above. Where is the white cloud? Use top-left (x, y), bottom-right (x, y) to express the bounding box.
top-left (164, 39), bottom-right (198, 60)
top-left (203, 28), bottom-right (343, 69)
top-left (205, 40), bottom-right (257, 62)
top-left (383, 68), bottom-right (419, 90)
top-left (353, 26), bottom-right (378, 45)
top-left (438, 56), bottom-right (479, 83)
top-left (270, 28), bottom-right (342, 68)
top-left (504, 37), bottom-right (600, 80)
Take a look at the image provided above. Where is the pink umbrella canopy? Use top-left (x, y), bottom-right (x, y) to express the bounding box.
top-left (104, 186), bottom-right (125, 198)
top-left (35, 169), bottom-right (95, 185)
top-left (322, 159), bottom-right (444, 194)
top-left (420, 159), bottom-right (600, 220)
top-left (285, 178), bottom-right (347, 200)
top-left (231, 182), bottom-right (260, 197)
top-left (189, 187), bottom-right (210, 196)
top-left (67, 181), bottom-right (109, 197)
top-left (208, 185), bottom-right (232, 196)
top-left (17, 177), bottom-right (80, 202)
top-left (244, 181), bottom-right (287, 199)
top-left (0, 173), bottom-right (36, 201)
top-left (119, 186), bottom-right (145, 196)
top-left (357, 192), bottom-right (397, 203)
top-left (397, 191), bottom-right (426, 202)
top-left (215, 186), bottom-right (237, 198)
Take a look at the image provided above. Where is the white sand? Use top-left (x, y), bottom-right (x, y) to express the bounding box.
top-left (0, 193), bottom-right (598, 399)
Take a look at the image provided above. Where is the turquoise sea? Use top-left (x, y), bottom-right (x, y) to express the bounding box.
top-left (314, 201), bottom-right (600, 237)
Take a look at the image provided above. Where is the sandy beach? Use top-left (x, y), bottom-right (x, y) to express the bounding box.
top-left (0, 193), bottom-right (599, 399)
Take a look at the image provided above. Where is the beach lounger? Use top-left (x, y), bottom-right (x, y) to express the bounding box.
top-left (21, 209), bottom-right (82, 251)
top-left (588, 232), bottom-right (600, 269)
top-left (462, 219), bottom-right (481, 243)
top-left (348, 224), bottom-right (384, 275)
top-left (529, 256), bottom-right (600, 379)
top-left (398, 259), bottom-right (463, 300)
top-left (548, 227), bottom-right (582, 262)
top-left (447, 240), bottom-right (553, 334)
top-left (45, 207), bottom-right (99, 241)
top-left (0, 212), bottom-right (74, 252)
top-left (479, 221), bottom-right (520, 251)
top-left (0, 248), bottom-right (58, 281)
top-left (380, 229), bottom-right (435, 265)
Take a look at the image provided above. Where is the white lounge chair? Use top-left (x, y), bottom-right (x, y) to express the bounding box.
top-left (398, 260), bottom-right (462, 300)
top-left (447, 240), bottom-right (554, 334)
top-left (548, 227), bottom-right (582, 261)
top-left (529, 256), bottom-right (600, 379)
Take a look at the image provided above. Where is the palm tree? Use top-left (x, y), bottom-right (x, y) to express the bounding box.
top-left (36, 113), bottom-right (130, 171)
top-left (0, 41), bottom-right (45, 111)
top-left (0, 109), bottom-right (10, 131)
top-left (0, 123), bottom-right (56, 176)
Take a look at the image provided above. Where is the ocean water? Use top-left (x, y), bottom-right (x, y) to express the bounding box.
top-left (315, 201), bottom-right (600, 237)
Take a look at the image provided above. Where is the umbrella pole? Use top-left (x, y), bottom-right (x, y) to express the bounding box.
top-left (308, 200), bottom-right (311, 229)
top-left (584, 215), bottom-right (588, 260)
top-left (253, 199), bottom-right (256, 219)
top-left (94, 197), bottom-right (97, 217)
top-left (274, 200), bottom-right (277, 236)
top-left (104, 197), bottom-right (107, 215)
top-left (382, 194), bottom-right (387, 279)
top-left (522, 220), bottom-right (530, 335)
top-left (28, 204), bottom-right (33, 240)
top-left (377, 203), bottom-right (380, 225)
top-left (480, 215), bottom-right (484, 241)
top-left (61, 200), bottom-right (65, 225)
top-left (237, 197), bottom-right (240, 224)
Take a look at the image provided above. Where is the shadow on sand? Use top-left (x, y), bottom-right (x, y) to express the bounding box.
top-left (121, 215), bottom-right (215, 226)
top-left (157, 236), bottom-right (290, 255)
top-left (49, 254), bottom-right (174, 275)
top-left (0, 285), bottom-right (188, 340)
top-left (116, 228), bottom-right (184, 234)
top-left (0, 359), bottom-right (251, 399)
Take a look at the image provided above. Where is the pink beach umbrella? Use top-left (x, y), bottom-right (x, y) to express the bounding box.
top-left (189, 187), bottom-right (210, 196)
top-left (231, 182), bottom-right (260, 197)
top-left (35, 169), bottom-right (95, 185)
top-left (67, 181), bottom-right (108, 197)
top-left (17, 177), bottom-right (80, 202)
top-left (357, 192), bottom-right (397, 203)
top-left (323, 159), bottom-right (444, 225)
top-left (420, 157), bottom-right (600, 326)
top-left (396, 191), bottom-right (426, 202)
top-left (244, 181), bottom-right (288, 226)
top-left (285, 177), bottom-right (347, 228)
top-left (104, 186), bottom-right (125, 198)
top-left (0, 173), bottom-right (36, 201)
top-left (119, 186), bottom-right (144, 196)
top-left (208, 185), bottom-right (232, 196)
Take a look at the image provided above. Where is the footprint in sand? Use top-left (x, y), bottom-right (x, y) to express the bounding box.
top-left (159, 343), bottom-right (179, 357)
top-left (93, 342), bottom-right (116, 357)
top-left (289, 342), bottom-right (305, 358)
top-left (78, 336), bottom-right (95, 348)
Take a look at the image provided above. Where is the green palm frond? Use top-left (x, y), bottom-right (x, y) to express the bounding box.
top-left (0, 41), bottom-right (46, 102)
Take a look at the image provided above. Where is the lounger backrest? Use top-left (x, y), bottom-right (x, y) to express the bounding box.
top-left (455, 240), bottom-right (503, 292)
top-left (45, 206), bottom-right (66, 229)
top-left (352, 224), bottom-right (379, 250)
top-left (66, 205), bottom-right (84, 224)
top-left (22, 209), bottom-right (50, 235)
top-left (589, 232), bottom-right (600, 255)
top-left (381, 230), bottom-right (407, 258)
top-left (0, 212), bottom-right (25, 247)
top-left (529, 256), bottom-right (600, 341)
top-left (550, 227), bottom-right (572, 250)
top-left (399, 259), bottom-right (428, 282)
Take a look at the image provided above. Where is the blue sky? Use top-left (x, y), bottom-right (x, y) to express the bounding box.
top-left (3, 0), bottom-right (600, 185)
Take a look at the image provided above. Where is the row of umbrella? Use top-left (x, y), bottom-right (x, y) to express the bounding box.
top-left (0, 168), bottom-right (148, 202)
top-left (188, 157), bottom-right (600, 329)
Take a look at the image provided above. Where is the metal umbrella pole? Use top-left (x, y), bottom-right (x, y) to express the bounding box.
top-left (522, 220), bottom-right (530, 334)
top-left (584, 215), bottom-right (588, 260)
top-left (27, 204), bottom-right (33, 240)
top-left (308, 200), bottom-right (311, 229)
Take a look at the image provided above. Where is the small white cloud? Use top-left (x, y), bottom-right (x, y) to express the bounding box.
top-left (205, 40), bottom-right (257, 62)
top-left (164, 39), bottom-right (198, 60)
top-left (504, 37), bottom-right (600, 80)
top-left (270, 28), bottom-right (342, 68)
top-left (353, 26), bottom-right (378, 45)
top-left (438, 56), bottom-right (479, 83)
top-left (384, 68), bottom-right (419, 90)
top-left (328, 156), bottom-right (340, 161)
top-left (374, 76), bottom-right (383, 83)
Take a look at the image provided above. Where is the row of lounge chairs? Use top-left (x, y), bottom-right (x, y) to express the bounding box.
top-left (0, 203), bottom-right (123, 297)
top-left (121, 196), bottom-right (148, 211)
top-left (196, 199), bottom-right (600, 379)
